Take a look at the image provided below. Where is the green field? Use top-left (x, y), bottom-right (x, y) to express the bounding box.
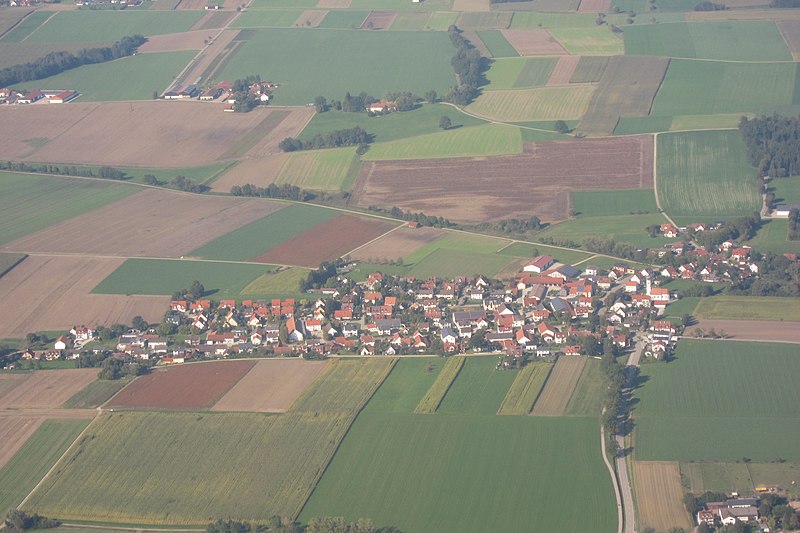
top-left (25, 359), bottom-right (394, 524)
top-left (613, 116), bottom-right (673, 135)
top-left (19, 51), bottom-right (194, 101)
top-left (549, 27), bottom-right (624, 56)
top-left (300, 357), bottom-right (617, 533)
top-left (402, 232), bottom-right (523, 278)
top-left (230, 9), bottom-right (304, 28)
top-left (276, 147), bottom-right (360, 192)
top-left (0, 419), bottom-right (90, 516)
top-left (468, 86), bottom-right (595, 121)
top-left (509, 12), bottom-right (598, 29)
top-left (23, 11), bottom-right (204, 43)
top-left (457, 12), bottom-right (513, 30)
top-left (771, 176), bottom-right (800, 205)
top-left (476, 30), bottom-right (518, 57)
top-left (219, 29), bottom-right (456, 106)
top-left (670, 114), bottom-right (747, 131)
top-left (425, 11), bottom-right (459, 30)
top-left (362, 123), bottom-right (523, 160)
top-left (535, 213), bottom-right (676, 248)
top-left (388, 11), bottom-right (431, 30)
top-left (656, 131), bottom-right (762, 218)
top-left (497, 362), bottom-right (552, 415)
top-left (63, 379), bottom-right (130, 409)
top-left (92, 258), bottom-right (275, 299)
top-left (0, 172), bottom-right (137, 246)
top-left (564, 358), bottom-right (606, 416)
top-left (485, 57), bottom-right (558, 90)
top-left (694, 296), bottom-right (800, 322)
top-left (0, 11), bottom-right (54, 42)
top-left (635, 340), bottom-right (800, 462)
top-left (496, 241), bottom-right (593, 265)
top-left (571, 189), bottom-right (658, 217)
top-left (684, 460), bottom-right (800, 499)
top-left (239, 267), bottom-right (310, 299)
top-left (317, 10), bottom-right (369, 29)
top-left (414, 356), bottom-right (465, 414)
top-left (663, 296), bottom-right (701, 319)
top-left (746, 218), bottom-right (800, 255)
top-left (624, 21), bottom-right (792, 61)
top-left (189, 204), bottom-right (337, 261)
top-left (651, 60), bottom-right (798, 117)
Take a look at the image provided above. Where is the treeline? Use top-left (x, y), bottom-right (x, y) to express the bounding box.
top-left (0, 34), bottom-right (145, 88)
top-left (230, 183), bottom-right (309, 201)
top-left (205, 517), bottom-right (402, 533)
top-left (788, 208), bottom-right (800, 240)
top-left (279, 126), bottom-right (369, 152)
top-left (172, 175), bottom-right (208, 193)
top-left (4, 510), bottom-right (59, 532)
top-left (471, 216), bottom-right (543, 235)
top-left (443, 25), bottom-right (486, 105)
top-left (771, 0), bottom-right (800, 6)
top-left (367, 206), bottom-right (457, 228)
top-left (599, 353), bottom-right (626, 454)
top-left (300, 259), bottom-right (344, 291)
top-left (740, 115), bottom-right (800, 177)
top-left (0, 161), bottom-right (127, 180)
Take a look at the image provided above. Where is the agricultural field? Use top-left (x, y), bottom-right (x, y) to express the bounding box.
top-left (231, 10), bottom-right (305, 28)
top-left (499, 28), bottom-right (565, 56)
top-left (425, 11), bottom-right (460, 30)
top-left (694, 295), bottom-right (800, 322)
top-left (0, 11), bottom-right (56, 42)
top-left (634, 340), bottom-right (800, 462)
top-left (316, 10), bottom-right (369, 29)
top-left (25, 358), bottom-right (394, 524)
top-left (570, 189), bottom-right (658, 217)
top-left (21, 11), bottom-right (205, 43)
top-left (535, 214), bottom-right (677, 248)
top-left (570, 56), bottom-right (609, 83)
top-left (63, 379), bottom-right (131, 409)
top-left (0, 416), bottom-right (46, 470)
top-left (531, 356), bottom-right (586, 416)
top-left (510, 12), bottom-right (598, 29)
top-left (362, 124), bottom-right (523, 160)
top-left (437, 356), bottom-right (517, 415)
top-left (770, 175), bottom-right (800, 205)
top-left (467, 85), bottom-right (595, 121)
top-left (210, 154), bottom-right (290, 192)
top-left (547, 55), bottom-right (581, 85)
top-left (348, 226), bottom-right (444, 263)
top-left (613, 116), bottom-right (673, 135)
top-left (475, 29), bottom-right (518, 57)
top-left (564, 357), bottom-right (606, 416)
top-left (485, 57), bottom-right (558, 89)
top-left (0, 369), bottom-right (99, 409)
top-left (549, 27), bottom-right (624, 56)
top-left (92, 259), bottom-right (276, 300)
top-left (656, 131), bottom-right (762, 218)
top-left (497, 362), bottom-right (552, 415)
top-left (239, 267), bottom-right (311, 299)
top-left (275, 147), bottom-right (360, 192)
top-left (414, 356), bottom-right (465, 414)
top-left (496, 242), bottom-right (593, 266)
top-left (388, 11), bottom-right (431, 30)
top-left (408, 248), bottom-right (521, 278)
top-left (746, 218), bottom-right (800, 255)
top-left (633, 461), bottom-right (692, 532)
top-left (687, 318), bottom-right (800, 342)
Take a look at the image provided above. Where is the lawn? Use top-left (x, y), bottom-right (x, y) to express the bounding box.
top-left (362, 123), bottom-right (523, 160)
top-left (0, 172), bottom-right (137, 246)
top-left (25, 359), bottom-right (395, 524)
top-left (189, 204), bottom-right (337, 261)
top-left (746, 218), bottom-right (800, 255)
top-left (19, 51), bottom-right (194, 101)
top-left (485, 57), bottom-right (557, 90)
top-left (92, 258), bottom-right (275, 299)
top-left (694, 296), bottom-right (800, 322)
top-left (467, 85), bottom-right (595, 121)
top-left (570, 189), bottom-right (658, 217)
top-left (63, 379), bottom-right (131, 409)
top-left (656, 131), bottom-right (762, 218)
top-left (276, 147), bottom-right (360, 192)
top-left (23, 11), bottom-right (204, 43)
top-left (476, 30), bottom-right (518, 57)
top-left (534, 214), bottom-right (676, 249)
top-left (635, 340), bottom-right (800, 462)
top-left (770, 176), bottom-right (800, 205)
top-left (549, 27), bottom-right (624, 56)
top-left (218, 29), bottom-right (456, 106)
top-left (0, 419), bottom-right (89, 516)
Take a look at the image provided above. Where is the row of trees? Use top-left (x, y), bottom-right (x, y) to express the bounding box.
top-left (787, 207), bottom-right (800, 240)
top-left (739, 114), bottom-right (800, 177)
top-left (229, 183), bottom-right (309, 201)
top-left (0, 34), bottom-right (145, 88)
top-left (4, 510), bottom-right (59, 532)
top-left (0, 161), bottom-right (127, 180)
top-left (599, 352), bottom-right (626, 454)
top-left (278, 126), bottom-right (369, 152)
top-left (206, 517), bottom-right (401, 533)
top-left (171, 175), bottom-right (208, 193)
top-left (470, 216), bottom-right (544, 235)
top-left (443, 25), bottom-right (486, 105)
top-left (366, 206), bottom-right (457, 229)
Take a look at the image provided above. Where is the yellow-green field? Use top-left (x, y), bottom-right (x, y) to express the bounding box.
top-left (694, 296), bottom-right (800, 321)
top-left (362, 124), bottom-right (523, 160)
top-left (497, 362), bottom-right (553, 415)
top-left (276, 147), bottom-right (360, 192)
top-left (467, 86), bottom-right (595, 121)
top-left (549, 27), bottom-right (624, 56)
top-left (414, 357), bottom-right (465, 414)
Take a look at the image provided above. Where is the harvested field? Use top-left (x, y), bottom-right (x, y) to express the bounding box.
top-left (294, 10), bottom-right (327, 28)
top-left (462, 30), bottom-right (492, 57)
top-left (547, 55), bottom-right (581, 86)
top-left (0, 369), bottom-right (98, 409)
top-left (458, 11), bottom-right (512, 29)
top-left (189, 11), bottom-right (236, 29)
top-left (254, 215), bottom-right (398, 267)
top-left (241, 107), bottom-right (315, 158)
top-left (361, 10), bottom-right (396, 29)
top-left (137, 29), bottom-right (210, 52)
top-left (210, 153), bottom-right (289, 192)
top-left (634, 461), bottom-right (692, 532)
top-left (779, 21), bottom-right (800, 59)
top-left (578, 0), bottom-right (611, 10)
top-left (0, 416), bottom-right (44, 470)
top-left (570, 56), bottom-right (609, 83)
top-left (3, 188), bottom-right (284, 258)
top-left (0, 256), bottom-right (168, 339)
top-left (212, 359), bottom-right (329, 413)
top-left (453, 0), bottom-right (491, 10)
top-left (468, 86), bottom-right (595, 121)
top-left (500, 29), bottom-right (567, 56)
top-left (531, 356), bottom-right (586, 416)
top-left (577, 55), bottom-right (670, 136)
top-left (109, 361), bottom-right (255, 410)
top-left (318, 0), bottom-right (351, 6)
top-left (352, 135), bottom-right (653, 223)
top-left (349, 226), bottom-right (444, 262)
top-left (171, 28), bottom-right (239, 89)
top-left (0, 101), bottom-right (284, 168)
top-left (688, 320), bottom-right (800, 343)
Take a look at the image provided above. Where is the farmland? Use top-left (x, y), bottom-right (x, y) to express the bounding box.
top-left (570, 189), bottom-right (658, 217)
top-left (498, 28), bottom-right (565, 56)
top-left (633, 461), bottom-right (692, 532)
top-left (497, 362), bottom-right (552, 415)
top-left (746, 218), bottom-right (800, 255)
top-left (414, 356), bottom-right (465, 414)
top-left (63, 379), bottom-right (130, 409)
top-left (437, 356), bottom-right (516, 415)
top-left (546, 55), bottom-right (581, 85)
top-left (239, 267), bottom-right (310, 299)
top-left (683, 462), bottom-right (800, 499)
top-left (535, 213), bottom-right (678, 249)
top-left (22, 11), bottom-right (205, 43)
top-left (485, 57), bottom-right (558, 89)
top-left (531, 356), bottom-right (586, 416)
top-left (0, 10), bottom-right (51, 42)
top-left (476, 30), bottom-right (518, 57)
top-left (634, 340), bottom-right (800, 462)
top-left (564, 357), bottom-right (606, 416)
top-left (467, 86), bottom-right (595, 121)
top-left (549, 27), bottom-right (624, 56)
top-left (26, 358), bottom-right (394, 524)
top-left (688, 319), bottom-right (800, 343)
top-left (656, 131), bottom-right (762, 218)
top-left (570, 56), bottom-right (609, 83)
top-left (694, 295), bottom-right (800, 321)
top-left (348, 226), bottom-right (444, 263)
top-left (362, 124), bottom-right (523, 160)
top-left (275, 147), bottom-right (360, 192)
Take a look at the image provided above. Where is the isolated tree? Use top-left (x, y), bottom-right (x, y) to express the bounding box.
top-left (554, 119), bottom-right (570, 134)
top-left (131, 315), bottom-right (147, 331)
top-left (189, 280), bottom-right (205, 299)
top-left (425, 89), bottom-right (438, 103)
top-left (313, 96), bottom-right (328, 113)
top-left (439, 115), bottom-right (452, 130)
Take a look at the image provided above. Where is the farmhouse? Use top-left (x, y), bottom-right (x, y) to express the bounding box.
top-left (773, 204), bottom-right (800, 218)
top-left (523, 255), bottom-right (554, 273)
top-left (367, 101), bottom-right (397, 114)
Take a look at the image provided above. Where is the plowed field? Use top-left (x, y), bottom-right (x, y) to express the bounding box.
top-left (349, 226), bottom-right (444, 262)
top-left (500, 29), bottom-right (566, 55)
top-left (0, 369), bottom-right (99, 409)
top-left (352, 135), bottom-right (653, 223)
top-left (108, 360), bottom-right (255, 409)
top-left (361, 10), bottom-right (396, 29)
top-left (634, 461), bottom-right (692, 531)
top-left (688, 320), bottom-right (800, 343)
top-left (547, 55), bottom-right (581, 86)
top-left (138, 30), bottom-right (210, 52)
top-left (531, 356), bottom-right (586, 416)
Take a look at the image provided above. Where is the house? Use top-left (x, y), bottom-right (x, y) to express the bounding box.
top-left (523, 255), bottom-right (554, 274)
top-left (774, 204), bottom-right (800, 218)
top-left (440, 327), bottom-right (458, 344)
top-left (696, 510), bottom-right (715, 526)
top-left (660, 223), bottom-right (679, 238)
top-left (367, 101), bottom-right (397, 113)
top-left (48, 90), bottom-right (76, 104)
top-left (286, 317), bottom-right (304, 343)
top-left (718, 507), bottom-right (758, 525)
top-left (70, 325), bottom-right (94, 342)
top-left (304, 319), bottom-right (322, 333)
top-left (54, 336), bottom-right (71, 350)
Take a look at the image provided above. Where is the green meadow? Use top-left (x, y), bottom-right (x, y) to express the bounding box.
top-left (22, 11), bottom-right (204, 43)
top-left (362, 124), bottom-right (523, 160)
top-left (570, 189), bottom-right (659, 217)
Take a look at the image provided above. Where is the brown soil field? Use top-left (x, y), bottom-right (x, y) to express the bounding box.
top-left (0, 369), bottom-right (99, 409)
top-left (501, 29), bottom-right (567, 56)
top-left (171, 28), bottom-right (239, 89)
top-left (688, 320), bottom-right (800, 344)
top-left (190, 11), bottom-right (237, 28)
top-left (0, 256), bottom-right (168, 339)
top-left (3, 188), bottom-right (284, 258)
top-left (212, 359), bottom-right (329, 412)
top-left (138, 30), bottom-right (209, 52)
top-left (318, 0), bottom-right (351, 6)
top-left (577, 0), bottom-right (611, 11)
top-left (547, 55), bottom-right (581, 86)
top-left (294, 10), bottom-right (328, 28)
top-left (634, 461), bottom-right (693, 532)
top-left (242, 107), bottom-right (315, 158)
top-left (361, 10), bottom-right (397, 30)
top-left (108, 360), bottom-right (255, 410)
top-left (0, 100), bottom-right (284, 167)
top-left (255, 215), bottom-right (398, 267)
top-left (779, 21), bottom-right (800, 59)
top-left (349, 226), bottom-right (444, 262)
top-left (531, 356), bottom-right (586, 416)
top-left (210, 153), bottom-right (289, 192)
top-left (462, 30), bottom-right (492, 57)
top-left (453, 0), bottom-right (491, 11)
top-left (0, 374), bottom-right (27, 399)
top-left (352, 135), bottom-right (653, 223)
top-left (0, 415), bottom-right (45, 469)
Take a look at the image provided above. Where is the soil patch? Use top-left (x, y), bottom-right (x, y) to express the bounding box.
top-left (688, 320), bottom-right (800, 344)
top-left (547, 55), bottom-right (581, 86)
top-left (501, 29), bottom-right (567, 56)
top-left (138, 30), bottom-right (210, 52)
top-left (349, 226), bottom-right (444, 262)
top-left (294, 10), bottom-right (328, 28)
top-left (211, 153), bottom-right (289, 192)
top-left (361, 11), bottom-right (397, 30)
top-left (0, 369), bottom-right (99, 409)
top-left (531, 356), bottom-right (586, 416)
top-left (108, 360), bottom-right (255, 409)
top-left (242, 107), bottom-right (315, 158)
top-left (212, 359), bottom-right (329, 412)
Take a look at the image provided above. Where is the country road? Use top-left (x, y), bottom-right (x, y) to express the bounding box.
top-left (616, 336), bottom-right (645, 533)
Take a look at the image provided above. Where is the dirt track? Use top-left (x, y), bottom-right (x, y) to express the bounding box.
top-left (688, 320), bottom-right (800, 344)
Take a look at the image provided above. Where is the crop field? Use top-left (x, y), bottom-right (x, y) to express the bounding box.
top-left (26, 358), bottom-right (394, 524)
top-left (535, 213), bottom-right (676, 248)
top-left (650, 60), bottom-right (798, 117)
top-left (780, 21), bottom-right (800, 59)
top-left (457, 11), bottom-right (513, 30)
top-left (485, 57), bottom-right (558, 89)
top-left (361, 10), bottom-right (397, 30)
top-left (275, 147), bottom-right (359, 192)
top-left (498, 28), bottom-right (566, 56)
top-left (473, 30), bottom-right (516, 57)
top-left (564, 357), bottom-right (605, 416)
top-left (219, 29), bottom-right (455, 106)
top-left (510, 12), bottom-right (597, 29)
top-left (402, 232), bottom-right (511, 266)
top-left (467, 86), bottom-right (595, 121)
top-left (92, 259), bottom-right (275, 299)
top-left (532, 356), bottom-right (586, 416)
top-left (388, 11), bottom-right (430, 30)
top-left (635, 340), bottom-right (800, 462)
top-left (362, 124), bottom-right (523, 160)
top-left (349, 226), bottom-right (444, 263)
top-left (570, 56), bottom-right (609, 83)
top-left (425, 11), bottom-right (459, 30)
top-left (0, 416), bottom-right (46, 470)
top-left (0, 369), bottom-right (99, 409)
top-left (353, 135), bottom-right (653, 223)
top-left (5, 189), bottom-right (284, 258)
top-left (294, 10), bottom-right (328, 28)
top-left (633, 461), bottom-right (692, 532)
top-left (0, 419), bottom-right (90, 517)
top-left (231, 10), bottom-right (305, 28)
top-left (746, 218), bottom-right (800, 255)
top-left (190, 204), bottom-right (337, 261)
top-left (549, 27), bottom-right (624, 55)
top-left (669, 113), bottom-right (745, 131)
top-left (681, 461), bottom-right (754, 496)
top-left (613, 116), bottom-right (673, 135)
top-left (571, 189), bottom-right (658, 217)
top-left (546, 55), bottom-right (581, 85)
top-left (138, 30), bottom-right (216, 53)
top-left (497, 362), bottom-right (552, 415)
top-left (414, 357), bottom-right (465, 414)
top-left (316, 9), bottom-right (369, 28)
top-left (694, 295), bottom-right (800, 321)
top-left (436, 357), bottom-right (516, 415)
top-left (212, 359), bottom-right (330, 413)
top-left (688, 318), bottom-right (800, 342)
top-left (23, 11), bottom-right (205, 43)
top-left (210, 154), bottom-right (289, 192)
top-left (656, 131), bottom-right (761, 218)
top-left (624, 20), bottom-right (792, 61)
top-left (409, 248), bottom-right (520, 278)
top-left (239, 267), bottom-right (310, 298)
top-left (0, 253), bottom-right (25, 279)
top-left (63, 379), bottom-right (130, 409)
top-left (0, 11), bottom-right (53, 42)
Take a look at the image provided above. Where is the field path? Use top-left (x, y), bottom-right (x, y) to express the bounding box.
top-left (20, 11), bottom-right (58, 42)
top-left (601, 425), bottom-right (625, 533)
top-left (340, 223), bottom-right (404, 258)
